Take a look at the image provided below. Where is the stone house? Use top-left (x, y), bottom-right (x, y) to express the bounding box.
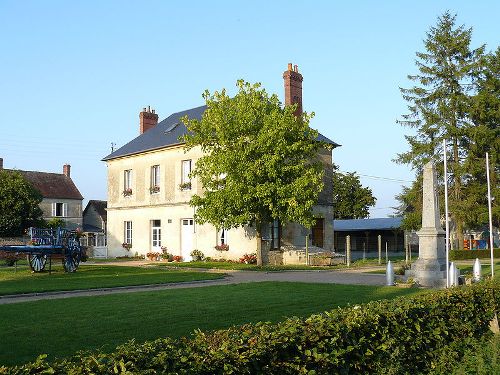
top-left (102, 64), bottom-right (338, 260)
top-left (0, 159), bottom-right (83, 230)
top-left (82, 200), bottom-right (107, 257)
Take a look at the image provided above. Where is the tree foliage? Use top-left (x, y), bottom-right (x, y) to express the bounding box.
top-left (395, 12), bottom-right (499, 246)
top-left (332, 168), bottom-right (376, 219)
top-left (0, 170), bottom-right (44, 237)
top-left (182, 80), bottom-right (325, 263)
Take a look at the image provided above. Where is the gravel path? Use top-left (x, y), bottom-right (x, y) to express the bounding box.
top-left (0, 265), bottom-right (387, 305)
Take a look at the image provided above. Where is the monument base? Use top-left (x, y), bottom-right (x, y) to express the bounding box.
top-left (407, 258), bottom-right (447, 288)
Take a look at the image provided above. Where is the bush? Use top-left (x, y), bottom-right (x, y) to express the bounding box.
top-left (450, 248), bottom-right (500, 260)
top-left (0, 251), bottom-right (24, 266)
top-left (190, 249), bottom-right (205, 261)
top-left (2, 281), bottom-right (499, 374)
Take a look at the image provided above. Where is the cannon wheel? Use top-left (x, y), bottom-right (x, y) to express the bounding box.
top-left (62, 237), bottom-right (81, 273)
top-left (28, 254), bottom-right (47, 272)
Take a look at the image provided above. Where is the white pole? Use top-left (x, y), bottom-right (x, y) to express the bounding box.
top-left (486, 152), bottom-right (494, 278)
top-left (443, 140), bottom-right (450, 288)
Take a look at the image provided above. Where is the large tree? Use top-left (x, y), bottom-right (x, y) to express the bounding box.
top-left (182, 80), bottom-right (326, 265)
top-left (464, 48), bottom-right (500, 229)
top-left (332, 168), bottom-right (376, 219)
top-left (0, 170), bottom-right (44, 237)
top-left (395, 12), bottom-right (489, 248)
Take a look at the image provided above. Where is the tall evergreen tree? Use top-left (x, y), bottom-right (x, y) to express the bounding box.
top-left (465, 48), bottom-right (500, 229)
top-left (396, 12), bottom-right (486, 248)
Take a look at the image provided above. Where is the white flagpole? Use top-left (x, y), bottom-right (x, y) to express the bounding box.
top-left (486, 152), bottom-right (494, 278)
top-left (443, 140), bottom-right (450, 288)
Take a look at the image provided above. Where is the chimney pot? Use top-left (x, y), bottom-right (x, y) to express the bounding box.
top-left (143, 107), bottom-right (147, 112)
top-left (288, 63), bottom-right (292, 71)
top-left (63, 164), bottom-right (71, 178)
top-left (294, 64), bottom-right (298, 72)
top-left (139, 105), bottom-right (159, 134)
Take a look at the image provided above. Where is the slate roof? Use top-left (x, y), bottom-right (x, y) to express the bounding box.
top-left (83, 200), bottom-right (107, 221)
top-left (334, 217), bottom-right (403, 231)
top-left (102, 105), bottom-right (339, 161)
top-left (11, 170), bottom-right (84, 200)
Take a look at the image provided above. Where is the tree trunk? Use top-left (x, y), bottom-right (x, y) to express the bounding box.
top-left (256, 220), bottom-right (263, 266)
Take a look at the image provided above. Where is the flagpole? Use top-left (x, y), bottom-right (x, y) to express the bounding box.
top-left (443, 139), bottom-right (450, 288)
top-left (486, 152), bottom-right (494, 278)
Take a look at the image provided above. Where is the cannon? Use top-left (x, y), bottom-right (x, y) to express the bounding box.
top-left (0, 227), bottom-right (82, 273)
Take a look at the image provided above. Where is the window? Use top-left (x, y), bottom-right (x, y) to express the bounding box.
top-left (123, 170), bottom-right (132, 196)
top-left (181, 159), bottom-right (192, 190)
top-left (150, 165), bottom-right (160, 193)
top-left (52, 202), bottom-right (67, 217)
top-left (219, 228), bottom-right (228, 245)
top-left (270, 219), bottom-right (281, 250)
top-left (124, 221), bottom-right (132, 245)
top-left (151, 220), bottom-right (161, 248)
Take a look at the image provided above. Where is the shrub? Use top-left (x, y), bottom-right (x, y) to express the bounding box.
top-left (190, 249), bottom-right (205, 261)
top-left (239, 253), bottom-right (257, 264)
top-left (0, 251), bottom-right (24, 266)
top-left (3, 281), bottom-right (500, 374)
top-left (450, 248), bottom-right (500, 260)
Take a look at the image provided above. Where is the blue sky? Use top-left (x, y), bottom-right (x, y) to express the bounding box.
top-left (1, 1), bottom-right (498, 217)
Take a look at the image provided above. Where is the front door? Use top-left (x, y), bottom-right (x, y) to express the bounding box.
top-left (151, 220), bottom-right (161, 252)
top-left (311, 218), bottom-right (324, 248)
top-left (181, 219), bottom-right (194, 261)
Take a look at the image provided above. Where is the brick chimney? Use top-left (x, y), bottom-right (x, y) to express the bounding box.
top-left (140, 105), bottom-right (159, 134)
top-left (283, 63), bottom-right (303, 117)
top-left (63, 164), bottom-right (71, 178)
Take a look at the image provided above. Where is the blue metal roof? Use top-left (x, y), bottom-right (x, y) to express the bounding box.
top-left (334, 217), bottom-right (403, 231)
top-left (102, 105), bottom-right (339, 161)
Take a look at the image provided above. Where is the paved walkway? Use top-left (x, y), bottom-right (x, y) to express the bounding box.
top-left (0, 264), bottom-right (387, 305)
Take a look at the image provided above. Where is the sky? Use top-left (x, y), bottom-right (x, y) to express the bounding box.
top-left (0, 1), bottom-right (498, 217)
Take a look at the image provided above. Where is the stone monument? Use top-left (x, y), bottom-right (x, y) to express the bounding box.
top-left (407, 162), bottom-right (447, 287)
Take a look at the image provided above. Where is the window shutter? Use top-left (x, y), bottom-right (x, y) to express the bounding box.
top-left (52, 203), bottom-right (56, 217)
top-left (63, 203), bottom-right (68, 217)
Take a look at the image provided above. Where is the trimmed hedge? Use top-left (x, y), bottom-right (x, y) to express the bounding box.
top-left (450, 248), bottom-right (500, 260)
top-left (1, 282), bottom-right (499, 374)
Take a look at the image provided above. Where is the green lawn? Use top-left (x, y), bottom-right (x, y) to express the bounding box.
top-left (0, 265), bottom-right (224, 295)
top-left (0, 282), bottom-right (424, 366)
top-left (165, 256), bottom-right (400, 271)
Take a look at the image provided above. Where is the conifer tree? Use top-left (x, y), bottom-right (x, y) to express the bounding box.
top-left (396, 12), bottom-right (486, 248)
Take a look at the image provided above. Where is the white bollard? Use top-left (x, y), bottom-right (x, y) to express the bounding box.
top-left (455, 264), bottom-right (460, 286)
top-left (473, 258), bottom-right (482, 282)
top-left (449, 262), bottom-right (456, 287)
top-left (386, 260), bottom-right (395, 286)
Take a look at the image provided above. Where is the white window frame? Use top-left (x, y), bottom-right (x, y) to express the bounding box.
top-left (151, 220), bottom-right (161, 248)
top-left (124, 170), bottom-right (132, 191)
top-left (151, 165), bottom-right (160, 191)
top-left (181, 159), bottom-right (192, 189)
top-left (52, 202), bottom-right (67, 217)
top-left (124, 221), bottom-right (133, 245)
top-left (219, 228), bottom-right (228, 245)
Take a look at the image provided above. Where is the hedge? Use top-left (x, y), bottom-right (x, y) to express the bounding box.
top-left (450, 248), bottom-right (500, 260)
top-left (1, 282), bottom-right (499, 374)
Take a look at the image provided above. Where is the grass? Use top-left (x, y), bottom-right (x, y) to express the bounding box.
top-left (167, 256), bottom-right (403, 272)
top-left (0, 282), bottom-right (424, 366)
top-left (0, 265), bottom-right (224, 296)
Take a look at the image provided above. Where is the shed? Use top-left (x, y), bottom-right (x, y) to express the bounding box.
top-left (334, 217), bottom-right (406, 253)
